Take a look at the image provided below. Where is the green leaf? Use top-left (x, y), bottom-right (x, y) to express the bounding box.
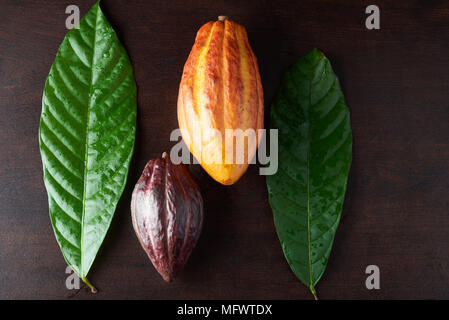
top-left (39, 1), bottom-right (136, 290)
top-left (266, 49), bottom-right (352, 298)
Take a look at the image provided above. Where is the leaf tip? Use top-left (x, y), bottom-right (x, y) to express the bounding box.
top-left (311, 48), bottom-right (325, 60)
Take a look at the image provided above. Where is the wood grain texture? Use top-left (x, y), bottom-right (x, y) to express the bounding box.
top-left (0, 0), bottom-right (448, 299)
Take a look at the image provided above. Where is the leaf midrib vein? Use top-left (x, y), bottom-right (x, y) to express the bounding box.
top-left (306, 79), bottom-right (313, 290)
top-left (81, 4), bottom-right (100, 278)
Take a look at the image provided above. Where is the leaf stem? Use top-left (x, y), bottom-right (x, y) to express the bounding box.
top-left (310, 285), bottom-right (318, 300)
top-left (82, 277), bottom-right (98, 293)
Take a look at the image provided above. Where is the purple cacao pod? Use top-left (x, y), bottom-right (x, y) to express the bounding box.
top-left (131, 152), bottom-right (204, 282)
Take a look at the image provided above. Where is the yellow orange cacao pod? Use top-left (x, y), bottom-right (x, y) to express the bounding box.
top-left (177, 17), bottom-right (264, 185)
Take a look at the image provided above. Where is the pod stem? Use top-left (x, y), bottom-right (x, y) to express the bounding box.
top-left (218, 15), bottom-right (228, 21)
top-left (82, 277), bottom-right (98, 293)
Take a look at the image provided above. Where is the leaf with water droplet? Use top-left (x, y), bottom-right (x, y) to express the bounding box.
top-left (39, 1), bottom-right (136, 291)
top-left (266, 49), bottom-right (352, 299)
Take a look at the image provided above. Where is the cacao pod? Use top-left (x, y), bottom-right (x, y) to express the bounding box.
top-left (177, 16), bottom-right (264, 185)
top-left (131, 152), bottom-right (204, 282)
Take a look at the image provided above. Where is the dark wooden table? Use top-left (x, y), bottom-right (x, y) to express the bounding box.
top-left (1, 0), bottom-right (448, 300)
